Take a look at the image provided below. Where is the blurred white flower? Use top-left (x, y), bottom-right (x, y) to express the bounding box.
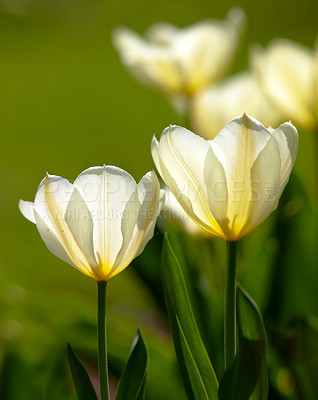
top-left (251, 39), bottom-right (318, 130)
top-left (19, 166), bottom-right (164, 281)
top-left (113, 9), bottom-right (245, 98)
top-left (191, 71), bottom-right (282, 139)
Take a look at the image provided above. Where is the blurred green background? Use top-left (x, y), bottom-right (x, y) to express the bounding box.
top-left (0, 0), bottom-right (317, 399)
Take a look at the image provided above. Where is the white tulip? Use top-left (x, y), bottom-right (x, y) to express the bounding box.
top-left (152, 114), bottom-right (298, 241)
top-left (191, 72), bottom-right (282, 139)
top-left (251, 39), bottom-right (318, 130)
top-left (19, 166), bottom-right (164, 281)
top-left (113, 9), bottom-right (245, 97)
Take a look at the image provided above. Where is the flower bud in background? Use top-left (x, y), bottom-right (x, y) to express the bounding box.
top-left (191, 71), bottom-right (282, 139)
top-left (151, 114), bottom-right (298, 241)
top-left (113, 9), bottom-right (245, 101)
top-left (19, 166), bottom-right (164, 281)
top-left (251, 39), bottom-right (318, 130)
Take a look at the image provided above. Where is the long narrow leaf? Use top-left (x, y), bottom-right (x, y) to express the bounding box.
top-left (115, 328), bottom-right (148, 400)
top-left (162, 233), bottom-right (218, 400)
top-left (219, 285), bottom-right (268, 400)
top-left (67, 343), bottom-right (98, 400)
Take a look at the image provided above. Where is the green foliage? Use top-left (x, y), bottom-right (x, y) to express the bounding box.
top-left (67, 343), bottom-right (98, 400)
top-left (115, 328), bottom-right (148, 400)
top-left (0, 1), bottom-right (317, 399)
top-left (219, 285), bottom-right (268, 400)
top-left (161, 233), bottom-right (218, 400)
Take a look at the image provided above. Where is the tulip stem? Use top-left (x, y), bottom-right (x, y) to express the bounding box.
top-left (97, 280), bottom-right (110, 400)
top-left (224, 241), bottom-right (238, 371)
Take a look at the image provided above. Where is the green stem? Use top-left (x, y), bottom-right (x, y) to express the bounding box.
top-left (97, 281), bottom-right (110, 400)
top-left (224, 241), bottom-right (238, 370)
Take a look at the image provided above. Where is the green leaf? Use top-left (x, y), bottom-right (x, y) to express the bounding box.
top-left (107, 313), bottom-right (187, 400)
top-left (115, 328), bottom-right (148, 400)
top-left (161, 233), bottom-right (218, 400)
top-left (67, 343), bottom-right (98, 400)
top-left (219, 285), bottom-right (268, 400)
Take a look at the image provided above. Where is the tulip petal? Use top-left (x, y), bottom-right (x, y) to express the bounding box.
top-left (239, 135), bottom-right (281, 239)
top-left (211, 114), bottom-right (271, 180)
top-left (210, 114), bottom-right (274, 240)
top-left (34, 175), bottom-right (97, 278)
top-left (19, 200), bottom-right (36, 224)
top-left (172, 8), bottom-right (245, 94)
top-left (146, 22), bottom-right (178, 45)
top-left (64, 188), bottom-right (98, 275)
top-left (134, 174), bottom-right (165, 257)
top-left (161, 185), bottom-right (210, 237)
top-left (272, 122), bottom-right (298, 189)
top-left (151, 136), bottom-right (163, 176)
top-left (34, 175), bottom-right (73, 221)
top-left (73, 166), bottom-right (137, 279)
top-left (108, 171), bottom-right (163, 279)
top-left (34, 210), bottom-right (78, 269)
top-left (113, 27), bottom-right (182, 94)
top-left (203, 147), bottom-right (229, 239)
top-left (251, 39), bottom-right (316, 128)
top-left (153, 125), bottom-right (223, 235)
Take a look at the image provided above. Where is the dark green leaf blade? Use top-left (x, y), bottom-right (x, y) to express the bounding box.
top-left (162, 233), bottom-right (218, 400)
top-left (219, 285), bottom-right (268, 400)
top-left (115, 328), bottom-right (148, 400)
top-left (67, 343), bottom-right (98, 400)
